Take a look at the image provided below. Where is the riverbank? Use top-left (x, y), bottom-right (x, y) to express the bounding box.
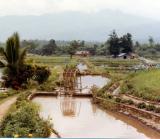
top-left (93, 96), bottom-right (160, 132)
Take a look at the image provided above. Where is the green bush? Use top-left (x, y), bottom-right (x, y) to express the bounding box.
top-left (3, 65), bottom-right (35, 89)
top-left (126, 99), bottom-right (134, 105)
top-left (16, 91), bottom-right (31, 107)
top-left (121, 99), bottom-right (128, 104)
top-left (0, 101), bottom-right (52, 138)
top-left (155, 107), bottom-right (160, 113)
top-left (91, 86), bottom-right (99, 97)
top-left (33, 66), bottom-right (51, 84)
top-left (146, 105), bottom-right (156, 111)
top-left (2, 65), bottom-right (51, 89)
top-left (0, 93), bottom-right (8, 99)
top-left (38, 82), bottom-right (56, 92)
top-left (137, 102), bottom-right (146, 109)
top-left (107, 94), bottom-right (113, 99)
top-left (0, 90), bottom-right (18, 100)
top-left (115, 98), bottom-right (121, 103)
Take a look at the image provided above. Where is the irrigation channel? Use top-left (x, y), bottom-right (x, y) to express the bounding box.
top-left (32, 63), bottom-right (160, 138)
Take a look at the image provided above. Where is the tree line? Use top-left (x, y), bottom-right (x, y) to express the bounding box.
top-left (11, 31), bottom-right (160, 58)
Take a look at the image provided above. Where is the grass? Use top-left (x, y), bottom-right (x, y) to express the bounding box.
top-left (26, 55), bottom-right (78, 68)
top-left (0, 90), bottom-right (20, 105)
top-left (88, 56), bottom-right (140, 67)
top-left (0, 94), bottom-right (17, 105)
top-left (121, 69), bottom-right (160, 102)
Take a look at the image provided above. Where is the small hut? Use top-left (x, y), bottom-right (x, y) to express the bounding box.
top-left (75, 51), bottom-right (90, 57)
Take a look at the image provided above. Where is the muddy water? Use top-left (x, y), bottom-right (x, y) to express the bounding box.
top-left (77, 75), bottom-right (110, 94)
top-left (33, 97), bottom-right (160, 139)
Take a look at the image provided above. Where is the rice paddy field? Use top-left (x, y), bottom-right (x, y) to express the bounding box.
top-left (26, 54), bottom-right (78, 68)
top-left (26, 54), bottom-right (160, 102)
top-left (88, 56), bottom-right (140, 67)
top-left (121, 69), bottom-right (160, 102)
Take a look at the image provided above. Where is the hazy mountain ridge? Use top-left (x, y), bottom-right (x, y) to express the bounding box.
top-left (0, 10), bottom-right (159, 42)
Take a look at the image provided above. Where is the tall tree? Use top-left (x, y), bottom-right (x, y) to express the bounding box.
top-left (68, 40), bottom-right (80, 59)
top-left (41, 39), bottom-right (57, 55)
top-left (107, 30), bottom-right (120, 58)
top-left (0, 32), bottom-right (27, 76)
top-left (148, 36), bottom-right (154, 47)
top-left (120, 33), bottom-right (133, 54)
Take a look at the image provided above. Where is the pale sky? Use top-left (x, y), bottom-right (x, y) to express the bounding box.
top-left (0, 0), bottom-right (160, 20)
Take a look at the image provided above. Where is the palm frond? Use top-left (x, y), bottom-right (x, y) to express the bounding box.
top-left (18, 48), bottom-right (27, 65)
top-left (6, 37), bottom-right (15, 64)
top-left (13, 32), bottom-right (20, 61)
top-left (0, 47), bottom-right (9, 62)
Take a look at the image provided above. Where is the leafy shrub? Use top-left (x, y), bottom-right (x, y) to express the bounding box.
top-left (0, 93), bottom-right (8, 99)
top-left (90, 86), bottom-right (99, 97)
top-left (38, 82), bottom-right (56, 92)
top-left (3, 65), bottom-right (34, 89)
top-left (106, 94), bottom-right (113, 99)
top-left (146, 105), bottom-right (156, 111)
top-left (155, 96), bottom-right (160, 102)
top-left (126, 99), bottom-right (134, 105)
top-left (0, 101), bottom-right (52, 137)
top-left (155, 107), bottom-right (160, 113)
top-left (2, 64), bottom-right (51, 89)
top-left (0, 90), bottom-right (18, 100)
top-left (115, 98), bottom-right (121, 103)
top-left (121, 99), bottom-right (128, 104)
top-left (16, 91), bottom-right (31, 107)
top-left (33, 66), bottom-right (51, 84)
top-left (137, 102), bottom-right (146, 109)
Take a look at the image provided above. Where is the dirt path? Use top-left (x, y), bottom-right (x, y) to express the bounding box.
top-left (0, 96), bottom-right (17, 120)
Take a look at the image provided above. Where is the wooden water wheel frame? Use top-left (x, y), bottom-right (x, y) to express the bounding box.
top-left (62, 67), bottom-right (81, 95)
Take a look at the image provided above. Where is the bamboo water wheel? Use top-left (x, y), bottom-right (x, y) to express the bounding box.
top-left (62, 66), bottom-right (80, 95)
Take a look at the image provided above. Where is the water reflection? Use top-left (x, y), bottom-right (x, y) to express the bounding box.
top-left (60, 97), bottom-right (81, 117)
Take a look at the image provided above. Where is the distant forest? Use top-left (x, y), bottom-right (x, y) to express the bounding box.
top-left (0, 31), bottom-right (160, 58)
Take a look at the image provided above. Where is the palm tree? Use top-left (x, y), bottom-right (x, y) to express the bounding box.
top-left (0, 32), bottom-right (27, 76)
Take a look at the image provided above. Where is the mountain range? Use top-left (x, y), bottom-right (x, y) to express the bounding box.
top-left (0, 10), bottom-right (159, 42)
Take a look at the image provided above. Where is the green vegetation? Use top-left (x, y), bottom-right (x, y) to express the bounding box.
top-left (0, 33), bottom-right (27, 75)
top-left (0, 92), bottom-right (52, 138)
top-left (0, 90), bottom-right (18, 100)
top-left (121, 69), bottom-right (160, 102)
top-left (88, 57), bottom-right (139, 67)
top-left (0, 33), bottom-right (51, 89)
top-left (27, 55), bottom-right (77, 67)
top-left (107, 31), bottom-right (133, 57)
top-left (26, 55), bottom-right (78, 91)
top-left (137, 102), bottom-right (146, 109)
top-left (33, 66), bottom-right (51, 84)
top-left (67, 41), bottom-right (80, 59)
top-left (1, 31), bottom-right (160, 137)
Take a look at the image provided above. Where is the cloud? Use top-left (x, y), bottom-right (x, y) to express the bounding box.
top-left (0, 0), bottom-right (160, 20)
